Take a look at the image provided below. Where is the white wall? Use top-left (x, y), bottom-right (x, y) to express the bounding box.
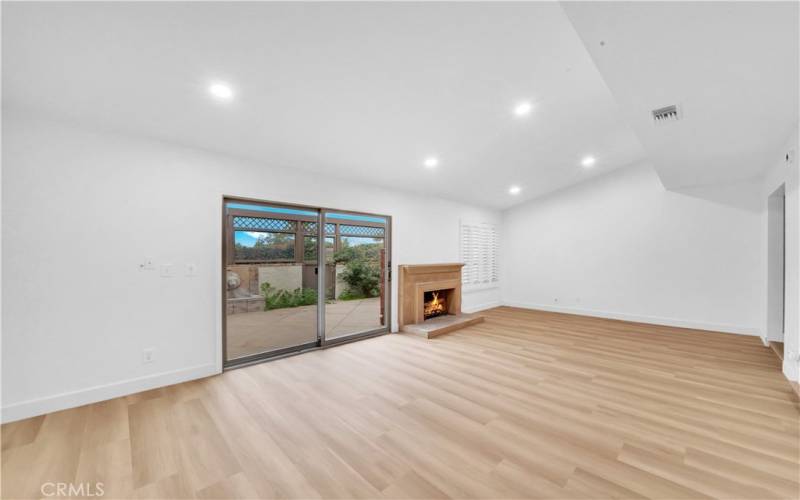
top-left (501, 163), bottom-right (763, 335)
top-left (1, 111), bottom-right (501, 422)
top-left (761, 125), bottom-right (799, 382)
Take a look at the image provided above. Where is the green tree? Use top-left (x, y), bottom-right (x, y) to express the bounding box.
top-left (234, 231), bottom-right (295, 261)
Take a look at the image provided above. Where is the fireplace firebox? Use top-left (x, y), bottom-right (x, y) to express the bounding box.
top-left (423, 289), bottom-right (452, 320)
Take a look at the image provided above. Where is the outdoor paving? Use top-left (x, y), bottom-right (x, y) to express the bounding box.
top-left (226, 297), bottom-right (382, 360)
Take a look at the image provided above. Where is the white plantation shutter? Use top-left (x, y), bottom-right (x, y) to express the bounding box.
top-left (460, 222), bottom-right (498, 286)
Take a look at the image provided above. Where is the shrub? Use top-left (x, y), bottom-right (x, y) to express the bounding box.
top-left (339, 259), bottom-right (380, 298)
top-left (260, 282), bottom-right (317, 310)
top-left (337, 290), bottom-right (366, 301)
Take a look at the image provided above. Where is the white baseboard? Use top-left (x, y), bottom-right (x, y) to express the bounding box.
top-left (463, 301), bottom-right (502, 314)
top-left (1, 363), bottom-right (219, 423)
top-left (502, 301), bottom-right (760, 337)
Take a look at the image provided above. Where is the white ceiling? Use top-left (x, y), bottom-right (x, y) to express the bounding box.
top-left (3, 2), bottom-right (797, 208)
top-left (2, 1), bottom-right (644, 209)
top-left (562, 1), bottom-right (799, 190)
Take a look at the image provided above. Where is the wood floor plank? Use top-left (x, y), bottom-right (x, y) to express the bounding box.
top-left (2, 307), bottom-right (798, 499)
top-left (0, 415), bottom-right (44, 451)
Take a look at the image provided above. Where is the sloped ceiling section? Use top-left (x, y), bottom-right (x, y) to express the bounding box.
top-left (562, 1), bottom-right (799, 190)
top-left (1, 2), bottom-right (646, 209)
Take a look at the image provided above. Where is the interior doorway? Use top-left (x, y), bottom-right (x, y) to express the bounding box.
top-left (767, 184), bottom-right (786, 359)
top-left (222, 197), bottom-right (391, 368)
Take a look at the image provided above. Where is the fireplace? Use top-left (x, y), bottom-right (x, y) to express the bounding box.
top-left (398, 263), bottom-right (484, 338)
top-left (423, 289), bottom-right (453, 320)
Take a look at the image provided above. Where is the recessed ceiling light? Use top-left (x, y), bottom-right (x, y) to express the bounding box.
top-left (509, 185), bottom-right (521, 195)
top-left (208, 82), bottom-right (234, 101)
top-left (581, 156), bottom-right (596, 168)
top-left (423, 156), bottom-right (439, 168)
top-left (513, 101), bottom-right (533, 117)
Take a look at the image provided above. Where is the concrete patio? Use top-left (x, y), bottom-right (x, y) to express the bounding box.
top-left (226, 297), bottom-right (382, 359)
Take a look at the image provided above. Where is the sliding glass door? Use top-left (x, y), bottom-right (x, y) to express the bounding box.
top-left (224, 202), bottom-right (320, 363)
top-left (323, 210), bottom-right (389, 342)
top-left (223, 198), bottom-right (390, 366)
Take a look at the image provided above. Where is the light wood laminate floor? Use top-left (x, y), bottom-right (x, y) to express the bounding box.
top-left (2, 307), bottom-right (799, 499)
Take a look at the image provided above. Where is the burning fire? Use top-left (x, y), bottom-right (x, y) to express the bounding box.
top-left (424, 291), bottom-right (446, 319)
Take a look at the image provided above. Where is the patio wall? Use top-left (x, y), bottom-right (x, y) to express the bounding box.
top-left (257, 264), bottom-right (302, 293)
top-left (227, 264), bottom-right (259, 296)
top-left (227, 263), bottom-right (303, 297)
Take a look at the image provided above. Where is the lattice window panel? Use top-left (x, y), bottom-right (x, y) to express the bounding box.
top-left (339, 225), bottom-right (385, 237)
top-left (460, 222), bottom-right (498, 286)
top-left (232, 216), bottom-right (296, 232)
top-left (303, 222), bottom-right (337, 235)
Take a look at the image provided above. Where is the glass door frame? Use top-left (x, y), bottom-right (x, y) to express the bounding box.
top-left (222, 195), bottom-right (392, 369)
top-left (319, 208), bottom-right (392, 347)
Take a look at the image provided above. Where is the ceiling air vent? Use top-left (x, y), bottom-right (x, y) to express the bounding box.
top-left (652, 104), bottom-right (681, 124)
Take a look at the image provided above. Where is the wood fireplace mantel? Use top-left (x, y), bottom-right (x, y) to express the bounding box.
top-left (398, 263), bottom-right (484, 337)
top-left (399, 263), bottom-right (465, 276)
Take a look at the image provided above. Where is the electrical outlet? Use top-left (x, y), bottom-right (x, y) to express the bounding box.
top-left (142, 348), bottom-right (155, 364)
top-left (554, 298), bottom-right (559, 303)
